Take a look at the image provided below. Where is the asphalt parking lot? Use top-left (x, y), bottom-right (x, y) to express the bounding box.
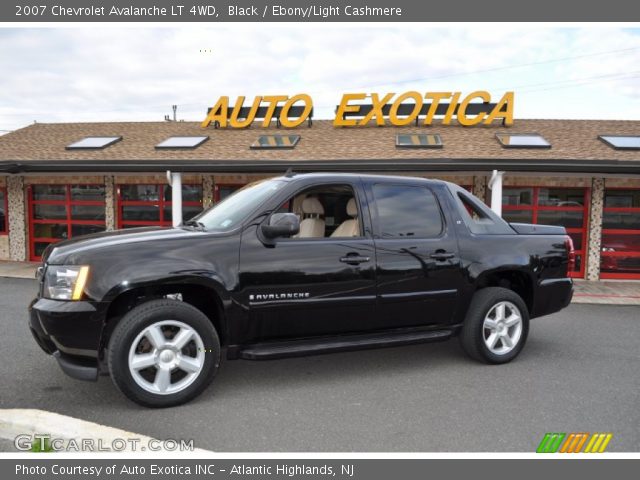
top-left (1, 277), bottom-right (639, 452)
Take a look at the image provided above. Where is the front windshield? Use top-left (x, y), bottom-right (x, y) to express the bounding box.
top-left (190, 179), bottom-right (285, 232)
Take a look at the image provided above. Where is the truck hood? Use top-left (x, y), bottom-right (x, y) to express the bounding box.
top-left (43, 227), bottom-right (206, 265)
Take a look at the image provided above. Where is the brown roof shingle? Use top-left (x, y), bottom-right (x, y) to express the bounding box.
top-left (0, 119), bottom-right (639, 165)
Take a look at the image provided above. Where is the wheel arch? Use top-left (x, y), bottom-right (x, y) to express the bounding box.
top-left (474, 269), bottom-right (535, 315)
top-left (100, 278), bottom-right (228, 355)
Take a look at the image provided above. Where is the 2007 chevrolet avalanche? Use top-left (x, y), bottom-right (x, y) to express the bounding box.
top-left (29, 173), bottom-right (574, 407)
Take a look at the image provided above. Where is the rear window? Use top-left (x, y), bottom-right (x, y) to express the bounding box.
top-left (452, 188), bottom-right (514, 235)
top-left (373, 184), bottom-right (443, 238)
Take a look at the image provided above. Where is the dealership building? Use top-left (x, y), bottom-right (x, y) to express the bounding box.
top-left (1, 114), bottom-right (639, 280)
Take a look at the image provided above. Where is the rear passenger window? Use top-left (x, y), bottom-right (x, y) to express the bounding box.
top-left (454, 190), bottom-right (515, 235)
top-left (373, 185), bottom-right (443, 238)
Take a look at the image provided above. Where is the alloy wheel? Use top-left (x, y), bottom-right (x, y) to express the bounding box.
top-left (127, 320), bottom-right (205, 395)
top-left (482, 301), bottom-right (523, 355)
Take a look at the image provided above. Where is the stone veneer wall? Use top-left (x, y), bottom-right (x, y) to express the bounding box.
top-left (104, 176), bottom-right (115, 231)
top-left (213, 174), bottom-right (270, 186)
top-left (503, 176), bottom-right (590, 187)
top-left (211, 173), bottom-right (475, 188)
top-left (7, 175), bottom-right (27, 261)
top-left (202, 176), bottom-right (214, 209)
top-left (472, 175), bottom-right (487, 201)
top-left (604, 177), bottom-right (640, 188)
top-left (114, 174), bottom-right (203, 185)
top-left (23, 175), bottom-right (104, 185)
top-left (586, 178), bottom-right (605, 281)
top-left (0, 236), bottom-right (8, 260)
top-left (429, 175), bottom-right (474, 186)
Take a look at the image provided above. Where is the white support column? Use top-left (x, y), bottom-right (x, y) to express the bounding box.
top-left (488, 170), bottom-right (504, 216)
top-left (167, 171), bottom-right (183, 227)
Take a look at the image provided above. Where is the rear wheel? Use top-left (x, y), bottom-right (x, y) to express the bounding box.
top-left (459, 287), bottom-right (529, 364)
top-left (108, 299), bottom-right (220, 408)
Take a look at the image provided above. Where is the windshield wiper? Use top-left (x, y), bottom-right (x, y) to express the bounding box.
top-left (181, 219), bottom-right (207, 231)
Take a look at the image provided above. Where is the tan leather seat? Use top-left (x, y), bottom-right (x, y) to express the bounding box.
top-left (331, 198), bottom-right (359, 237)
top-left (296, 197), bottom-right (325, 238)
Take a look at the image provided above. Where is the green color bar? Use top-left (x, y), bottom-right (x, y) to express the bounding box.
top-left (537, 433), bottom-right (566, 453)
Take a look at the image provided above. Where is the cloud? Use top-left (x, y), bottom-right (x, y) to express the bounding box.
top-left (0, 25), bottom-right (639, 131)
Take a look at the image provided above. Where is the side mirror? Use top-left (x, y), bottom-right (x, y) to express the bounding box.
top-left (261, 213), bottom-right (300, 239)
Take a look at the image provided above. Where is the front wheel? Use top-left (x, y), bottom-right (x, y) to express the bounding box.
top-left (459, 287), bottom-right (529, 364)
top-left (108, 299), bottom-right (220, 408)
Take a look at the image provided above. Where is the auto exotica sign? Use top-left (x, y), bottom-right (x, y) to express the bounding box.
top-left (201, 91), bottom-right (514, 128)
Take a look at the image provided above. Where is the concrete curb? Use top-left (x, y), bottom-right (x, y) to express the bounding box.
top-left (0, 262), bottom-right (38, 279)
top-left (0, 270), bottom-right (37, 280)
top-left (0, 409), bottom-right (209, 453)
top-left (572, 295), bottom-right (640, 306)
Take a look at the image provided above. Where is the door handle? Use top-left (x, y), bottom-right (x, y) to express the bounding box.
top-left (430, 252), bottom-right (455, 261)
top-left (339, 255), bottom-right (371, 265)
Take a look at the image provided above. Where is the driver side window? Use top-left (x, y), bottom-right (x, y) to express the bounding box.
top-left (277, 184), bottom-right (362, 239)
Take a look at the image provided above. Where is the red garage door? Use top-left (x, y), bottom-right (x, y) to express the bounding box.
top-left (117, 184), bottom-right (203, 229)
top-left (502, 187), bottom-right (589, 278)
top-left (600, 188), bottom-right (640, 279)
top-left (28, 184), bottom-right (106, 261)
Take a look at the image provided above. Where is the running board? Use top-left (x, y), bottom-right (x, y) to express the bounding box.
top-left (237, 328), bottom-right (452, 360)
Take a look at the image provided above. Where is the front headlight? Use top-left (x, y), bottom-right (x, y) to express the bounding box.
top-left (44, 266), bottom-right (90, 300)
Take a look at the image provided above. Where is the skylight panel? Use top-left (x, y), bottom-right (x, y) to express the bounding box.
top-left (66, 136), bottom-right (122, 150)
top-left (496, 133), bottom-right (551, 148)
top-left (155, 136), bottom-right (209, 149)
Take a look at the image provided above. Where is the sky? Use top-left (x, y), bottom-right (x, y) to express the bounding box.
top-left (1, 25), bottom-right (640, 133)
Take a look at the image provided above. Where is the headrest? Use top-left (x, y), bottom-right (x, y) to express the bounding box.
top-left (346, 198), bottom-right (357, 217)
top-left (302, 197), bottom-right (324, 215)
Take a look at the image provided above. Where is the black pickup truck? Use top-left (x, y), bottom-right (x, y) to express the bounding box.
top-left (29, 173), bottom-right (573, 407)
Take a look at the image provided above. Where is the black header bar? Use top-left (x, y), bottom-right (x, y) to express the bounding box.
top-left (3, 0), bottom-right (640, 22)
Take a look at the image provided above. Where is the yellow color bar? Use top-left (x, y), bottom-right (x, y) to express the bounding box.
top-left (584, 433), bottom-right (613, 453)
top-left (584, 434), bottom-right (598, 453)
top-left (72, 266), bottom-right (90, 301)
top-left (591, 434), bottom-right (606, 453)
top-left (597, 434), bottom-right (613, 453)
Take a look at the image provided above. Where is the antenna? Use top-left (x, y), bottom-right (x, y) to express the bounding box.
top-left (165, 105), bottom-right (178, 122)
top-left (284, 167), bottom-right (295, 178)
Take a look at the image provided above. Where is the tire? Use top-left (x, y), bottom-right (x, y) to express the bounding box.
top-left (107, 299), bottom-right (220, 408)
top-left (459, 287), bottom-right (529, 364)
